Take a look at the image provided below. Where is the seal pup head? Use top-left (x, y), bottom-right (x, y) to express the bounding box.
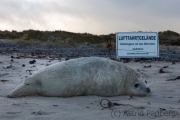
top-left (128, 78), bottom-right (151, 96)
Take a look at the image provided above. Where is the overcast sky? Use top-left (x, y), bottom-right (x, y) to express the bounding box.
top-left (0, 0), bottom-right (180, 35)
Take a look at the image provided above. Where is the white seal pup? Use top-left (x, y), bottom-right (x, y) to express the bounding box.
top-left (7, 57), bottom-right (151, 98)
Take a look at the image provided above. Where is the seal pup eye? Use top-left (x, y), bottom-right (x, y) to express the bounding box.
top-left (134, 83), bottom-right (139, 88)
top-left (145, 81), bottom-right (147, 84)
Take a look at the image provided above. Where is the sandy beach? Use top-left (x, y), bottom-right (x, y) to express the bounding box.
top-left (0, 54), bottom-right (180, 120)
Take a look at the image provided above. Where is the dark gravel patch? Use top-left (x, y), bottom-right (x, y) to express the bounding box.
top-left (0, 42), bottom-right (180, 62)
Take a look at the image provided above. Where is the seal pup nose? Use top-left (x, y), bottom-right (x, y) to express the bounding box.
top-left (147, 88), bottom-right (151, 93)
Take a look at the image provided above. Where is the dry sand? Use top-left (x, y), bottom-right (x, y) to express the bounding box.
top-left (0, 54), bottom-right (180, 120)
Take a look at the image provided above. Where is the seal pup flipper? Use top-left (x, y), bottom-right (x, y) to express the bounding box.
top-left (7, 84), bottom-right (42, 98)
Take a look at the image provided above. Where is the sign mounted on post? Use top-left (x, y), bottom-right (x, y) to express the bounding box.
top-left (116, 32), bottom-right (159, 58)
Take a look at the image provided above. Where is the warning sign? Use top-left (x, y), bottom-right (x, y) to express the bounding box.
top-left (116, 32), bottom-right (159, 58)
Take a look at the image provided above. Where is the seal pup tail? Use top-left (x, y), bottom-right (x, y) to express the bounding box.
top-left (7, 84), bottom-right (42, 98)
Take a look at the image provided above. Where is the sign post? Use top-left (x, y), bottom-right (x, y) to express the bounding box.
top-left (116, 32), bottom-right (159, 58)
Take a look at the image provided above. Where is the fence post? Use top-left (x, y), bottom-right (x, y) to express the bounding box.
top-left (106, 36), bottom-right (112, 59)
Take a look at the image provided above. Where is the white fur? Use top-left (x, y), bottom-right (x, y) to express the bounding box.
top-left (7, 57), bottom-right (151, 98)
